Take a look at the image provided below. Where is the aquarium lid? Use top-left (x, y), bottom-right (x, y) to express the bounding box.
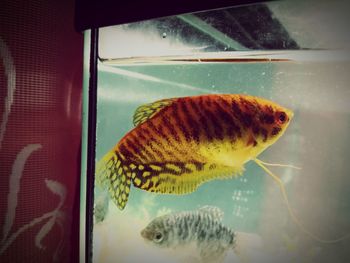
top-left (74, 0), bottom-right (268, 31)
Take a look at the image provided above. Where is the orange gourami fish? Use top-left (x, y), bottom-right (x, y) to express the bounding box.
top-left (96, 94), bottom-right (293, 210)
top-left (96, 93), bottom-right (350, 244)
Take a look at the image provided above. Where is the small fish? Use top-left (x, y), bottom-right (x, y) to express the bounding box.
top-left (141, 206), bottom-right (234, 263)
top-left (94, 189), bottom-right (110, 223)
top-left (140, 206), bottom-right (260, 263)
top-left (96, 94), bottom-right (293, 210)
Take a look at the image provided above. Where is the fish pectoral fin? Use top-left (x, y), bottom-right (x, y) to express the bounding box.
top-left (133, 98), bottom-right (174, 126)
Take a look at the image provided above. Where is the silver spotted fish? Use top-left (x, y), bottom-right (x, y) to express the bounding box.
top-left (141, 206), bottom-right (239, 263)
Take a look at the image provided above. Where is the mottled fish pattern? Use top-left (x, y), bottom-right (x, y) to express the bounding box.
top-left (141, 206), bottom-right (235, 263)
top-left (96, 94), bottom-right (293, 210)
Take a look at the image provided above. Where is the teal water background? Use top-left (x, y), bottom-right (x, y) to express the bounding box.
top-left (96, 62), bottom-right (280, 231)
top-left (85, 0), bottom-right (350, 261)
top-left (92, 56), bottom-right (350, 263)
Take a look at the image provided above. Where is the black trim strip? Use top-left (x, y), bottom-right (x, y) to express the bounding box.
top-left (85, 28), bottom-right (98, 263)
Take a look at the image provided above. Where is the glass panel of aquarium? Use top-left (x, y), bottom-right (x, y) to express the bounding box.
top-left (84, 0), bottom-right (350, 262)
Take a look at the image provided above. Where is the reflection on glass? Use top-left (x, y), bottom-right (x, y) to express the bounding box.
top-left (89, 1), bottom-right (350, 262)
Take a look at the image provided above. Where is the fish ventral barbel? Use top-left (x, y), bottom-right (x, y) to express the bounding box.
top-left (96, 93), bottom-right (349, 243)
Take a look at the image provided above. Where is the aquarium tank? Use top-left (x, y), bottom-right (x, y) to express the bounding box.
top-left (79, 0), bottom-right (350, 262)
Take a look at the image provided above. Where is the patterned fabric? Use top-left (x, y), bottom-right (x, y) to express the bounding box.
top-left (0, 0), bottom-right (83, 262)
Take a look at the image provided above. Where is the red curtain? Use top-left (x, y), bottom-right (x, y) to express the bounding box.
top-left (0, 0), bottom-right (83, 262)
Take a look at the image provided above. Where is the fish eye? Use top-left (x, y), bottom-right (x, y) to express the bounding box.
top-left (154, 232), bottom-right (163, 242)
top-left (275, 111), bottom-right (287, 124)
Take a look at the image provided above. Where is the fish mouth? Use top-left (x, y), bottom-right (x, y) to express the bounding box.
top-left (286, 108), bottom-right (294, 120)
top-left (140, 229), bottom-right (152, 240)
top-left (281, 107), bottom-right (293, 123)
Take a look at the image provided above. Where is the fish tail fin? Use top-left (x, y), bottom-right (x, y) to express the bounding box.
top-left (96, 150), bottom-right (131, 210)
top-left (254, 158), bottom-right (350, 243)
top-left (96, 151), bottom-right (114, 187)
top-left (233, 232), bottom-right (263, 263)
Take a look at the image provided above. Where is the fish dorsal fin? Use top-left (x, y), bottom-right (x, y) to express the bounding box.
top-left (198, 206), bottom-right (224, 222)
top-left (133, 98), bottom-right (174, 127)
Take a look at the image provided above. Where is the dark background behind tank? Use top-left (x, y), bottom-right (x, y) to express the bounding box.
top-left (74, 0), bottom-right (271, 32)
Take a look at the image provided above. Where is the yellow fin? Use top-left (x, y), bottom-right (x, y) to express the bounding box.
top-left (96, 151), bottom-right (131, 210)
top-left (133, 98), bottom-right (174, 127)
top-left (254, 158), bottom-right (350, 244)
top-left (96, 151), bottom-right (116, 187)
top-left (145, 163), bottom-right (241, 194)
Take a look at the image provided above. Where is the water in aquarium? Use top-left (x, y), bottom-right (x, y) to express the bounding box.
top-left (87, 1), bottom-right (350, 262)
